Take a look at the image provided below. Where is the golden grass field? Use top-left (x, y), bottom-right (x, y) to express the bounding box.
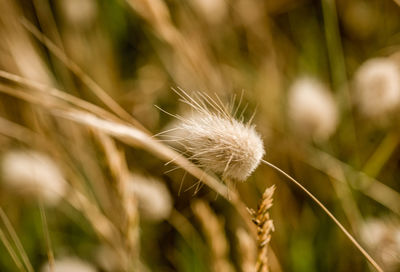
top-left (0, 0), bottom-right (400, 271)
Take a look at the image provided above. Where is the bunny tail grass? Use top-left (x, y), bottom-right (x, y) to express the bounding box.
top-left (261, 159), bottom-right (383, 272)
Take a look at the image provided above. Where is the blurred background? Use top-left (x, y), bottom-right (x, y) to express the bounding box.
top-left (0, 0), bottom-right (400, 271)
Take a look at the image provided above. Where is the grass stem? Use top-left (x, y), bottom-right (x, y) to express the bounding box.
top-left (261, 159), bottom-right (383, 272)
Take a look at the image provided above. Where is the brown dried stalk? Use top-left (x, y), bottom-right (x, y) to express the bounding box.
top-left (192, 200), bottom-right (235, 272)
top-left (236, 228), bottom-right (256, 272)
top-left (249, 185), bottom-right (275, 272)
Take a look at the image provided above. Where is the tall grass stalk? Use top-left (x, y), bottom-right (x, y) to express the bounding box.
top-left (261, 159), bottom-right (383, 272)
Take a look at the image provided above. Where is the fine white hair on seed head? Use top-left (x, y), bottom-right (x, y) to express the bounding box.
top-left (161, 88), bottom-right (265, 182)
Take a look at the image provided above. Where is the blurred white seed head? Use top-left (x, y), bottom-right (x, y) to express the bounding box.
top-left (360, 218), bottom-right (400, 271)
top-left (1, 150), bottom-right (67, 205)
top-left (163, 89), bottom-right (265, 182)
top-left (128, 173), bottom-right (172, 222)
top-left (288, 77), bottom-right (338, 142)
top-left (353, 58), bottom-right (400, 118)
top-left (41, 257), bottom-right (97, 272)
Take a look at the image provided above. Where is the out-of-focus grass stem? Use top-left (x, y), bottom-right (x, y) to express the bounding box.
top-left (321, 0), bottom-right (360, 166)
top-left (262, 159), bottom-right (383, 272)
top-left (362, 131), bottom-right (400, 178)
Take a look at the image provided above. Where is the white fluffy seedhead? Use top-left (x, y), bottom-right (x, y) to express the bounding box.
top-left (128, 173), bottom-right (172, 222)
top-left (41, 257), bottom-right (96, 272)
top-left (1, 150), bottom-right (67, 205)
top-left (360, 218), bottom-right (400, 271)
top-left (354, 57), bottom-right (400, 118)
top-left (164, 89), bottom-right (265, 182)
top-left (288, 77), bottom-right (338, 142)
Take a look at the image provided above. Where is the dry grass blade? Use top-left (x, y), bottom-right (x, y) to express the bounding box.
top-left (0, 70), bottom-right (119, 123)
top-left (168, 209), bottom-right (205, 252)
top-left (0, 208), bottom-right (34, 272)
top-left (249, 185), bottom-right (275, 272)
top-left (20, 18), bottom-right (148, 131)
top-left (54, 109), bottom-right (230, 197)
top-left (261, 160), bottom-right (384, 272)
top-left (0, 228), bottom-right (25, 272)
top-left (0, 116), bottom-right (45, 145)
top-left (67, 189), bottom-right (121, 248)
top-left (302, 145), bottom-right (400, 216)
top-left (0, 76), bottom-right (255, 237)
top-left (236, 228), bottom-right (256, 272)
top-left (39, 203), bottom-right (55, 272)
top-left (192, 200), bottom-right (235, 272)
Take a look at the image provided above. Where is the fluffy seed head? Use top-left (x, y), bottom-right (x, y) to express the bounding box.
top-left (178, 114), bottom-right (264, 181)
top-left (128, 173), bottom-right (172, 222)
top-left (353, 57), bottom-right (400, 118)
top-left (41, 257), bottom-right (96, 272)
top-left (288, 77), bottom-right (338, 141)
top-left (1, 150), bottom-right (67, 205)
top-left (165, 89), bottom-right (265, 182)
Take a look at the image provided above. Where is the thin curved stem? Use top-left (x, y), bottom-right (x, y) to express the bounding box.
top-left (261, 159), bottom-right (383, 272)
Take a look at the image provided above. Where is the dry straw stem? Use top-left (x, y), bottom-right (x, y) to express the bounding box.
top-left (236, 228), bottom-right (256, 272)
top-left (0, 71), bottom-right (256, 236)
top-left (192, 200), bottom-right (235, 272)
top-left (20, 18), bottom-right (148, 132)
top-left (0, 208), bottom-right (34, 272)
top-left (67, 189), bottom-right (121, 247)
top-left (0, 72), bottom-right (383, 271)
top-left (0, 116), bottom-right (47, 146)
top-left (299, 144), bottom-right (400, 216)
top-left (94, 133), bottom-right (140, 259)
top-left (0, 70), bottom-right (119, 123)
top-left (126, 0), bottom-right (224, 91)
top-left (39, 203), bottom-right (55, 272)
top-left (249, 185), bottom-right (275, 272)
top-left (0, 120), bottom-right (136, 270)
top-left (0, 16), bottom-right (253, 229)
top-left (261, 160), bottom-right (383, 272)
top-left (0, 227), bottom-right (25, 272)
top-left (362, 131), bottom-right (400, 179)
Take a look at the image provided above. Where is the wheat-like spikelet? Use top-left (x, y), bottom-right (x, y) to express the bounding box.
top-left (248, 185), bottom-right (275, 272)
top-left (192, 200), bottom-right (235, 272)
top-left (163, 89), bottom-right (265, 182)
